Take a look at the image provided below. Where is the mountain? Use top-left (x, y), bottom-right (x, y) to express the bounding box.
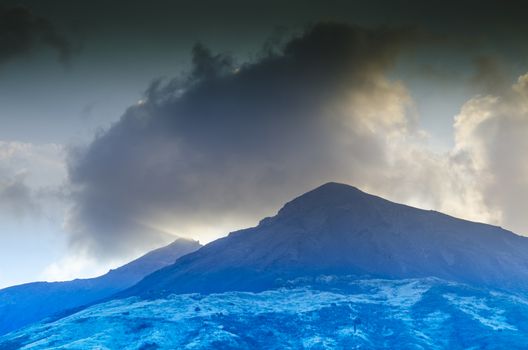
top-left (3, 277), bottom-right (528, 349)
top-left (124, 182), bottom-right (528, 298)
top-left (0, 238), bottom-right (201, 336)
top-left (3, 182), bottom-right (528, 349)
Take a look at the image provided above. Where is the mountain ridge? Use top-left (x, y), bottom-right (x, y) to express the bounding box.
top-left (123, 182), bottom-right (528, 298)
top-left (0, 238), bottom-right (201, 336)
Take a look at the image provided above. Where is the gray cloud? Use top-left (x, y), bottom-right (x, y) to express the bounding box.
top-left (0, 172), bottom-right (40, 220)
top-left (66, 19), bottom-right (528, 261)
top-left (68, 22), bottom-right (421, 258)
top-left (0, 141), bottom-right (67, 227)
top-left (0, 5), bottom-right (73, 65)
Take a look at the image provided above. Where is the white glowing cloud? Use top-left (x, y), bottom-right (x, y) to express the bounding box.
top-left (448, 73), bottom-right (528, 235)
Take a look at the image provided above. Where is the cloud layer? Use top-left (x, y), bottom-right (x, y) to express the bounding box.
top-left (68, 22), bottom-right (528, 260)
top-left (67, 23), bottom-right (420, 256)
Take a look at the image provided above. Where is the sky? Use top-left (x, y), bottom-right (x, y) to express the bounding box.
top-left (1, 0), bottom-right (528, 288)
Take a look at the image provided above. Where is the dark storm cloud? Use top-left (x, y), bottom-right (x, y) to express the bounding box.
top-left (0, 5), bottom-right (73, 65)
top-left (68, 22), bottom-right (419, 257)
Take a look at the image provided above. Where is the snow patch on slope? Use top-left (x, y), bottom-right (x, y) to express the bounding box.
top-left (2, 277), bottom-right (528, 349)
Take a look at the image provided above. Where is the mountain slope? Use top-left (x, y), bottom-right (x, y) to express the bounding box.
top-left (125, 182), bottom-right (528, 297)
top-left (3, 277), bottom-right (528, 349)
top-left (0, 238), bottom-right (201, 336)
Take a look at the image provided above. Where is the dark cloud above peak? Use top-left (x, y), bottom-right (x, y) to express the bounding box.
top-left (0, 5), bottom-right (74, 66)
top-left (65, 19), bottom-right (528, 259)
top-left (67, 22), bottom-right (421, 258)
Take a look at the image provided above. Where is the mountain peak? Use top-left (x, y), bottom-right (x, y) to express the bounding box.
top-left (275, 182), bottom-right (382, 220)
top-left (304, 182), bottom-right (364, 199)
top-left (312, 181), bottom-right (358, 190)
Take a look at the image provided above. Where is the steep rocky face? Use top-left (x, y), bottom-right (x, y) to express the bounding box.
top-left (125, 183), bottom-right (528, 297)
